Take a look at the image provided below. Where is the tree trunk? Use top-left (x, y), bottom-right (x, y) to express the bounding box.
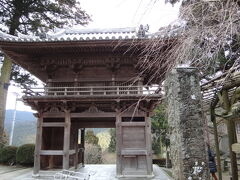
top-left (0, 56), bottom-right (12, 145)
top-left (0, 7), bottom-right (20, 145)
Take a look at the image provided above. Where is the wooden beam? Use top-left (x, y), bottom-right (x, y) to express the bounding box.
top-left (74, 128), bottom-right (79, 170)
top-left (43, 112), bottom-right (65, 118)
top-left (227, 119), bottom-right (239, 180)
top-left (69, 149), bottom-right (75, 155)
top-left (40, 150), bottom-right (64, 155)
top-left (121, 122), bottom-right (146, 127)
top-left (80, 129), bottom-right (85, 167)
top-left (63, 111), bottom-right (71, 170)
top-left (72, 122), bottom-right (115, 128)
top-left (210, 105), bottom-right (222, 180)
top-left (71, 112), bottom-right (116, 118)
top-left (49, 128), bottom-right (55, 169)
top-left (116, 112), bottom-right (122, 176)
top-left (221, 90), bottom-right (238, 180)
top-left (42, 122), bottom-right (65, 127)
top-left (121, 149), bottom-right (147, 155)
top-left (33, 113), bottom-right (43, 176)
top-left (121, 112), bottom-right (145, 117)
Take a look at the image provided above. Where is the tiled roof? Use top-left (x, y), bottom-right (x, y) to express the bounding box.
top-left (0, 25), bottom-right (180, 43)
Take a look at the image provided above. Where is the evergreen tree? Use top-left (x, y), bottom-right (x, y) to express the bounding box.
top-left (85, 130), bottom-right (99, 145)
top-left (0, 0), bottom-right (90, 144)
top-left (108, 128), bottom-right (116, 153)
top-left (151, 104), bottom-right (170, 155)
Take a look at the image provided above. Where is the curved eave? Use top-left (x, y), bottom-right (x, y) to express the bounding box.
top-left (0, 38), bottom-right (144, 49)
top-left (0, 39), bottom-right (145, 82)
top-left (0, 37), bottom-right (179, 83)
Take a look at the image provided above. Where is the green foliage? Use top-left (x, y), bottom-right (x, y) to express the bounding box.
top-left (108, 128), bottom-right (116, 153)
top-left (10, 64), bottom-right (37, 88)
top-left (151, 104), bottom-right (170, 155)
top-left (216, 49), bottom-right (233, 71)
top-left (0, 0), bottom-right (91, 35)
top-left (0, 130), bottom-right (8, 148)
top-left (96, 131), bottom-right (111, 151)
top-left (16, 144), bottom-right (35, 165)
top-left (152, 137), bottom-right (161, 155)
top-left (0, 145), bottom-right (17, 165)
top-left (85, 130), bottom-right (99, 145)
top-left (84, 143), bottom-right (102, 164)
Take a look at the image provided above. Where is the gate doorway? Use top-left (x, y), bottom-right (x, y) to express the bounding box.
top-left (33, 108), bottom-right (153, 178)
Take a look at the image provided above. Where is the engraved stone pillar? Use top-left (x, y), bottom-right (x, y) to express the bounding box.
top-left (165, 67), bottom-right (209, 180)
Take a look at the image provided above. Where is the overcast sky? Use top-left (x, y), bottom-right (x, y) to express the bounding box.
top-left (80, 0), bottom-right (180, 32)
top-left (6, 0), bottom-right (180, 111)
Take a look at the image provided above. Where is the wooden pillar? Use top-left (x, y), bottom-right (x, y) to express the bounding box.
top-left (48, 127), bottom-right (55, 169)
top-left (74, 128), bottom-right (79, 170)
top-left (63, 110), bottom-right (71, 170)
top-left (80, 128), bottom-right (85, 167)
top-left (221, 90), bottom-right (238, 179)
top-left (145, 112), bottom-right (152, 175)
top-left (33, 112), bottom-right (43, 176)
top-left (211, 107), bottom-right (222, 180)
top-left (137, 77), bottom-right (143, 94)
top-left (227, 119), bottom-right (238, 180)
top-left (116, 112), bottom-right (122, 176)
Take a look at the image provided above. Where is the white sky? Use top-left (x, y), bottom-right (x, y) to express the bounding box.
top-left (80, 0), bottom-right (180, 32)
top-left (6, 0), bottom-right (180, 111)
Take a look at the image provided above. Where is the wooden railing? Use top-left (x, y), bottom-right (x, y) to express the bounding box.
top-left (23, 85), bottom-right (160, 97)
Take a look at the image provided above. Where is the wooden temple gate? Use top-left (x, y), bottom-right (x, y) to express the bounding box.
top-left (27, 86), bottom-right (157, 177)
top-left (0, 27), bottom-right (161, 177)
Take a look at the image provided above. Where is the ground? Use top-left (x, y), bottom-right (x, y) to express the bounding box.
top-left (102, 152), bottom-right (116, 164)
top-left (0, 164), bottom-right (233, 180)
top-left (0, 164), bottom-right (171, 180)
top-left (0, 165), bottom-right (33, 180)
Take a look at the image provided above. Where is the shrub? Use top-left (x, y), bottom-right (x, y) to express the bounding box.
top-left (108, 128), bottom-right (116, 153)
top-left (84, 143), bottom-right (102, 164)
top-left (0, 145), bottom-right (17, 165)
top-left (16, 144), bottom-right (35, 165)
top-left (153, 158), bottom-right (172, 168)
top-left (0, 131), bottom-right (9, 149)
top-left (85, 130), bottom-right (99, 145)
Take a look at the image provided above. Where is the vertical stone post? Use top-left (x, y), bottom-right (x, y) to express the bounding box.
top-left (165, 67), bottom-right (209, 180)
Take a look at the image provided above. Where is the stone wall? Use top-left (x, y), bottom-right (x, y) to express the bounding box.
top-left (165, 67), bottom-right (209, 180)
